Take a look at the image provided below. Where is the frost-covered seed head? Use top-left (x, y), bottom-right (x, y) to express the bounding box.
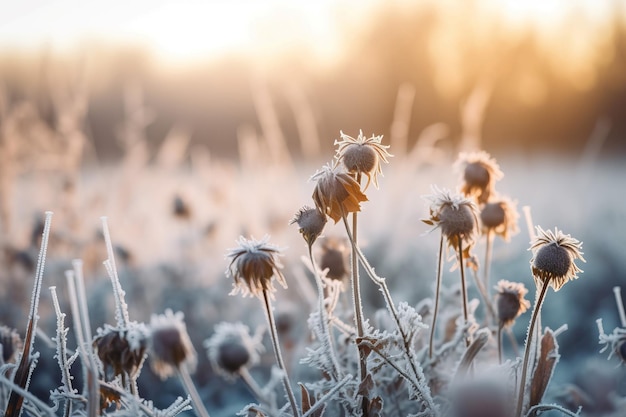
top-left (530, 226), bottom-right (585, 291)
top-left (310, 160), bottom-right (368, 223)
top-left (93, 322), bottom-right (149, 381)
top-left (423, 186), bottom-right (479, 250)
top-left (319, 238), bottom-right (349, 281)
top-left (149, 309), bottom-right (197, 379)
top-left (334, 130), bottom-right (392, 190)
top-left (494, 280), bottom-right (530, 328)
top-left (204, 322), bottom-right (263, 381)
top-left (455, 151), bottom-right (503, 204)
top-left (226, 235), bottom-right (286, 298)
top-left (290, 206), bottom-right (327, 248)
top-left (0, 325), bottom-right (22, 364)
top-left (480, 197), bottom-right (519, 241)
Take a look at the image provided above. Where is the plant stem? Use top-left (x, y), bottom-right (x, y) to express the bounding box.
top-left (483, 229), bottom-right (494, 324)
top-left (177, 367), bottom-right (211, 417)
top-left (308, 245), bottom-right (342, 379)
top-left (457, 237), bottom-right (469, 347)
top-left (497, 324), bottom-right (503, 364)
top-left (516, 281), bottom-right (549, 417)
top-left (429, 234), bottom-right (444, 359)
top-left (262, 290), bottom-right (301, 417)
top-left (239, 367), bottom-right (276, 411)
top-left (613, 286), bottom-right (626, 327)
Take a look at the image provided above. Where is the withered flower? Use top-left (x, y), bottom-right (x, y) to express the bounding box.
top-left (226, 235), bottom-right (287, 298)
top-left (148, 309), bottom-right (197, 380)
top-left (319, 237), bottom-right (349, 282)
top-left (334, 130), bottom-right (392, 190)
top-left (494, 280), bottom-right (530, 328)
top-left (455, 151), bottom-right (503, 204)
top-left (93, 322), bottom-right (149, 384)
top-left (530, 226), bottom-right (585, 291)
top-left (290, 205), bottom-right (327, 249)
top-left (310, 160), bottom-right (368, 223)
top-left (480, 196), bottom-right (519, 241)
top-left (204, 322), bottom-right (263, 381)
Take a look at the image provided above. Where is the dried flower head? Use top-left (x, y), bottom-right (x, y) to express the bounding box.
top-left (93, 322), bottom-right (149, 383)
top-left (423, 186), bottom-right (479, 252)
top-left (290, 205), bottom-right (327, 248)
top-left (310, 160), bottom-right (368, 223)
top-left (455, 151), bottom-right (503, 204)
top-left (319, 237), bottom-right (349, 281)
top-left (204, 322), bottom-right (263, 380)
top-left (530, 226), bottom-right (585, 291)
top-left (480, 196), bottom-right (519, 241)
top-left (494, 280), bottom-right (531, 328)
top-left (0, 325), bottom-right (22, 364)
top-left (148, 309), bottom-right (197, 379)
top-left (226, 235), bottom-right (287, 297)
top-left (334, 130), bottom-right (392, 190)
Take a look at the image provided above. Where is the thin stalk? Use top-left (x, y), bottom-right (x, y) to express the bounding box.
top-left (457, 237), bottom-right (469, 347)
top-left (516, 281), bottom-right (549, 417)
top-left (613, 287), bottom-right (626, 327)
top-left (483, 229), bottom-right (494, 314)
top-left (308, 245), bottom-right (342, 379)
top-left (497, 324), bottom-right (503, 364)
top-left (429, 234), bottom-right (444, 359)
top-left (177, 367), bottom-right (212, 417)
top-left (50, 286), bottom-right (74, 417)
top-left (239, 367), bottom-right (276, 411)
top-left (469, 267), bottom-right (496, 325)
top-left (262, 289), bottom-right (301, 417)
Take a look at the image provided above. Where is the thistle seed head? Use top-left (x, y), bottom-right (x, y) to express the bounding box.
top-left (148, 309), bottom-right (197, 379)
top-left (423, 186), bottom-right (479, 250)
top-left (494, 280), bottom-right (530, 328)
top-left (455, 151), bottom-right (503, 204)
top-left (480, 197), bottom-right (519, 241)
top-left (290, 206), bottom-right (327, 248)
top-left (0, 325), bottom-right (22, 364)
top-left (204, 322), bottom-right (263, 381)
top-left (334, 130), bottom-right (392, 190)
top-left (226, 235), bottom-right (287, 298)
top-left (530, 226), bottom-right (585, 291)
top-left (310, 160), bottom-right (368, 223)
top-left (93, 322), bottom-right (149, 382)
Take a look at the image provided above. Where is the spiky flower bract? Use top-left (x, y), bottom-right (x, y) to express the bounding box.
top-left (204, 322), bottom-right (263, 381)
top-left (310, 160), bottom-right (368, 223)
top-left (530, 226), bottom-right (585, 291)
top-left (423, 186), bottom-right (479, 254)
top-left (290, 205), bottom-right (327, 249)
top-left (454, 151), bottom-right (503, 204)
top-left (334, 130), bottom-right (392, 190)
top-left (226, 235), bottom-right (287, 298)
top-left (494, 280), bottom-right (530, 328)
top-left (480, 196), bottom-right (519, 241)
top-left (148, 309), bottom-right (197, 380)
top-left (93, 322), bottom-right (149, 383)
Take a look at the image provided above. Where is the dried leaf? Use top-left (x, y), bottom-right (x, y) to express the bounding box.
top-left (299, 383), bottom-right (325, 417)
top-left (368, 396), bottom-right (384, 417)
top-left (357, 373), bottom-right (375, 398)
top-left (529, 328), bottom-right (559, 408)
top-left (455, 328), bottom-right (489, 379)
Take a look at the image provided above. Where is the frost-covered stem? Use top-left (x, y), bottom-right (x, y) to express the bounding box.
top-left (516, 281), bottom-right (549, 417)
top-left (613, 287), bottom-right (626, 327)
top-left (5, 211), bottom-right (53, 417)
top-left (262, 290), bottom-right (301, 417)
top-left (308, 245), bottom-right (341, 380)
top-left (177, 366), bottom-right (211, 417)
top-left (483, 229), bottom-right (494, 306)
top-left (342, 226), bottom-right (437, 413)
top-left (72, 259), bottom-right (99, 417)
top-left (65, 270), bottom-right (89, 397)
top-left (301, 375), bottom-right (352, 417)
top-left (50, 286), bottom-right (74, 417)
top-left (470, 265), bottom-right (496, 324)
top-left (497, 324), bottom-right (503, 364)
top-left (239, 367), bottom-right (276, 411)
top-left (525, 403), bottom-right (582, 417)
top-left (101, 216), bottom-right (130, 327)
top-left (457, 236), bottom-right (470, 347)
top-left (429, 234), bottom-right (444, 359)
top-left (0, 374), bottom-right (57, 417)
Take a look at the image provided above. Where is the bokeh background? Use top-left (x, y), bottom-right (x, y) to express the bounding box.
top-left (1, 0), bottom-right (625, 415)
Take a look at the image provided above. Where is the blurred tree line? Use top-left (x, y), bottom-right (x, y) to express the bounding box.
top-left (0, 1), bottom-right (624, 163)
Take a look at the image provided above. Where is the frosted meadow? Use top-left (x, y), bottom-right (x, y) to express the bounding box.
top-left (0, 115), bottom-right (625, 417)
